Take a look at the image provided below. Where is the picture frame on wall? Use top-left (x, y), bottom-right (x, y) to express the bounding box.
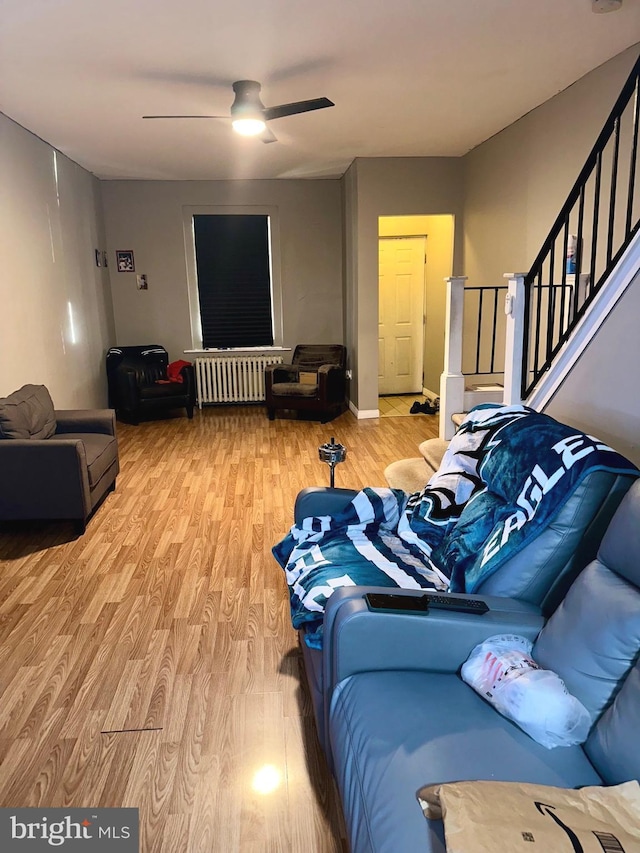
top-left (116, 250), bottom-right (135, 272)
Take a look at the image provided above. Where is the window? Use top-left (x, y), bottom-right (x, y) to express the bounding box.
top-left (184, 206), bottom-right (283, 351)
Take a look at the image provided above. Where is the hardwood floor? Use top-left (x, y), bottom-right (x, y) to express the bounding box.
top-left (0, 405), bottom-right (437, 852)
top-left (378, 394), bottom-right (433, 418)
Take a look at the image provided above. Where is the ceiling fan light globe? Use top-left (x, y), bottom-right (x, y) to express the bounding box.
top-left (232, 118), bottom-right (267, 136)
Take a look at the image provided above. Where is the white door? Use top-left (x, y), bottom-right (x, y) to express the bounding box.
top-left (378, 236), bottom-right (425, 395)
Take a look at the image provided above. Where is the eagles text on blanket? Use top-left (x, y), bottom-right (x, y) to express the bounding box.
top-left (482, 433), bottom-right (618, 567)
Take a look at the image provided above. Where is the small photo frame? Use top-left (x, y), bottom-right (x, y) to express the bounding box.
top-left (95, 249), bottom-right (103, 267)
top-left (136, 274), bottom-right (148, 290)
top-left (116, 250), bottom-right (135, 272)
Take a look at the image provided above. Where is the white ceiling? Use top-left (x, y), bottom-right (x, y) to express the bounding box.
top-left (1, 0), bottom-right (639, 181)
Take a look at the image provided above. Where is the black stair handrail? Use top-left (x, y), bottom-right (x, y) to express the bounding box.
top-left (522, 51), bottom-right (640, 398)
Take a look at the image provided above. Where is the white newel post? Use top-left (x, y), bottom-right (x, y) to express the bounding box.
top-left (439, 276), bottom-right (467, 440)
top-left (502, 273), bottom-right (527, 406)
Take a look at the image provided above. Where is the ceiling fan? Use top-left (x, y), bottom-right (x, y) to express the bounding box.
top-left (143, 79), bottom-right (334, 143)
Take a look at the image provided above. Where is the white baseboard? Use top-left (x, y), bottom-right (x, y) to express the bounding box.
top-left (348, 400), bottom-right (379, 419)
top-left (422, 387), bottom-right (439, 399)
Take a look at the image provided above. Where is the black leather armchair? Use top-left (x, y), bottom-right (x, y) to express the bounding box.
top-left (265, 344), bottom-right (347, 423)
top-left (106, 345), bottom-right (196, 424)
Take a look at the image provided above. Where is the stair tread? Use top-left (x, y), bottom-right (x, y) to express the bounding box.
top-left (384, 458), bottom-right (435, 493)
top-left (418, 438), bottom-right (449, 468)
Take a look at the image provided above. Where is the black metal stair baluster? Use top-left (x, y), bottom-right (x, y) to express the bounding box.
top-left (534, 268), bottom-right (544, 383)
top-left (559, 219), bottom-right (571, 342)
top-left (625, 76), bottom-right (639, 238)
top-left (490, 287), bottom-right (499, 374)
top-left (573, 186), bottom-right (586, 325)
top-left (475, 289), bottom-right (484, 374)
top-left (521, 273), bottom-right (533, 398)
top-left (607, 117), bottom-right (621, 265)
top-left (549, 232), bottom-right (564, 369)
top-left (590, 151), bottom-right (602, 299)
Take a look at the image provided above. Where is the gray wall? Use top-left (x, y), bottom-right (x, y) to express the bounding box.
top-left (463, 46), bottom-right (639, 284)
top-left (100, 179), bottom-right (343, 362)
top-left (545, 270), bottom-right (640, 467)
top-left (462, 45), bottom-right (640, 461)
top-left (343, 162), bottom-right (358, 405)
top-left (3, 42), bottom-right (638, 434)
top-left (0, 113), bottom-right (115, 407)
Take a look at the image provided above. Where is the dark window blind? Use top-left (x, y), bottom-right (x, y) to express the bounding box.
top-left (193, 214), bottom-right (274, 348)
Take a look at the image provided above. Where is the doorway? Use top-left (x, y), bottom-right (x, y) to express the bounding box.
top-left (378, 215), bottom-right (455, 404)
top-left (378, 236), bottom-right (426, 395)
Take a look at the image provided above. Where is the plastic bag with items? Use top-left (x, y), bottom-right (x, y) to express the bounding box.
top-left (461, 634), bottom-right (591, 749)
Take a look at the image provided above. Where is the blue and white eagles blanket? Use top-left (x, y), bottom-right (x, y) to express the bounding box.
top-left (273, 405), bottom-right (638, 648)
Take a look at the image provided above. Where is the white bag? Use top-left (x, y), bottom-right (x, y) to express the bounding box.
top-left (461, 634), bottom-right (591, 749)
top-left (417, 780), bottom-right (640, 853)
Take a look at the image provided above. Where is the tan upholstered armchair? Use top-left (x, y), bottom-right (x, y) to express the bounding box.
top-left (265, 344), bottom-right (347, 423)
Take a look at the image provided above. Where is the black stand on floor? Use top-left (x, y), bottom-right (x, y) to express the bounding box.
top-left (318, 437), bottom-right (347, 487)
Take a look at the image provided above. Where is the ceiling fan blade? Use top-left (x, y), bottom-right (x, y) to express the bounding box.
top-left (263, 97), bottom-right (334, 122)
top-left (260, 127), bottom-right (278, 144)
top-left (142, 115), bottom-right (228, 120)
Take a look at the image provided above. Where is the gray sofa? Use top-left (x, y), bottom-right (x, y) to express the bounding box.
top-left (317, 479), bottom-right (640, 852)
top-left (0, 384), bottom-right (119, 533)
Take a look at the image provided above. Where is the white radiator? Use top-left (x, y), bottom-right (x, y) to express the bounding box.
top-left (195, 355), bottom-right (284, 406)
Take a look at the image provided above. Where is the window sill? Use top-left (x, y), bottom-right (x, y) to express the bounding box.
top-left (184, 347), bottom-right (292, 355)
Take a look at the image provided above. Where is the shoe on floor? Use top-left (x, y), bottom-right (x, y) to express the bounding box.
top-left (410, 401), bottom-right (422, 414)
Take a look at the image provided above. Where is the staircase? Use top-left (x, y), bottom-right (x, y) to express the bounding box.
top-left (440, 53), bottom-right (640, 440)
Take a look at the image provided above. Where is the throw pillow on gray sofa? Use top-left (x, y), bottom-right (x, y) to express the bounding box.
top-left (0, 384), bottom-right (57, 440)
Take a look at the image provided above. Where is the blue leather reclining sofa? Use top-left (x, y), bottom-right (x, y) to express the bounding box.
top-left (293, 479), bottom-right (640, 852)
